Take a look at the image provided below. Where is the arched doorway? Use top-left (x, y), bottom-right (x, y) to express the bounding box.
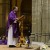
top-left (20, 0), bottom-right (32, 35)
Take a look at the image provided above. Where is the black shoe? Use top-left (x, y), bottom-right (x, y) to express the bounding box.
top-left (9, 45), bottom-right (16, 48)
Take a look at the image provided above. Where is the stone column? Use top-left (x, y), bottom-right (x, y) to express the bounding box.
top-left (32, 0), bottom-right (41, 34)
top-left (32, 0), bottom-right (50, 42)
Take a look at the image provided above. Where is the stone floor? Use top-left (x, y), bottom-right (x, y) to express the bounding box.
top-left (0, 45), bottom-right (40, 50)
top-left (0, 45), bottom-right (50, 50)
top-left (47, 48), bottom-right (50, 50)
top-left (0, 42), bottom-right (50, 50)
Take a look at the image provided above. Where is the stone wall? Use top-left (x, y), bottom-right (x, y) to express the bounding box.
top-left (0, 0), bottom-right (3, 28)
top-left (0, 0), bottom-right (10, 36)
top-left (32, 0), bottom-right (50, 42)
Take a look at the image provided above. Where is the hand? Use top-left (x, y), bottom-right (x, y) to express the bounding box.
top-left (14, 20), bottom-right (17, 23)
top-left (16, 18), bottom-right (18, 20)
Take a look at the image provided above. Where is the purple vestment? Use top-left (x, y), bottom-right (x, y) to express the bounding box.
top-left (6, 11), bottom-right (20, 38)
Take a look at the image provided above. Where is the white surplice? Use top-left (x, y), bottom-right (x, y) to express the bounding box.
top-left (7, 25), bottom-right (17, 46)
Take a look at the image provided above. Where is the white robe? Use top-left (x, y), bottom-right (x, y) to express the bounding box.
top-left (7, 25), bottom-right (17, 46)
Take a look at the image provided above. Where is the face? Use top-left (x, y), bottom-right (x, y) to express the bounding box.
top-left (14, 7), bottom-right (18, 12)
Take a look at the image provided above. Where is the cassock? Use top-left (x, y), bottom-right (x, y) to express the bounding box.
top-left (6, 11), bottom-right (20, 46)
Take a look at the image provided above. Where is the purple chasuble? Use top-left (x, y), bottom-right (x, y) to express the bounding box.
top-left (6, 11), bottom-right (20, 38)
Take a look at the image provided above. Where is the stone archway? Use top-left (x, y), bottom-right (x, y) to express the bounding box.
top-left (20, 0), bottom-right (32, 35)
